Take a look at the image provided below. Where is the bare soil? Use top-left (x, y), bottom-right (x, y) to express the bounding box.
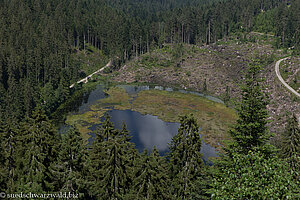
top-left (112, 39), bottom-right (300, 137)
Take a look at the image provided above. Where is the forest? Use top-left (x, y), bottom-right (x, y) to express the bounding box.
top-left (0, 0), bottom-right (300, 199)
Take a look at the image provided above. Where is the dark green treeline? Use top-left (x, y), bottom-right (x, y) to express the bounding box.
top-left (1, 0), bottom-right (300, 198)
top-left (1, 0), bottom-right (300, 123)
top-left (0, 108), bottom-right (207, 199)
top-left (1, 62), bottom-right (300, 199)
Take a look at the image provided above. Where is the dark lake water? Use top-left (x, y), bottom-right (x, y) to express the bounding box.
top-left (64, 84), bottom-right (221, 161)
top-left (89, 109), bottom-right (218, 161)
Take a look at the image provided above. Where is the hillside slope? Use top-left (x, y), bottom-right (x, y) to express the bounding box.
top-left (112, 35), bottom-right (300, 136)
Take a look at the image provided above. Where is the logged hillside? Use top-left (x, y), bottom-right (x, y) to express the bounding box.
top-left (280, 57), bottom-right (300, 93)
top-left (1, 0), bottom-right (299, 122)
top-left (1, 0), bottom-right (300, 198)
top-left (112, 33), bottom-right (300, 136)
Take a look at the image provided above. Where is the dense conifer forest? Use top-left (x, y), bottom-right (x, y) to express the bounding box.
top-left (0, 0), bottom-right (299, 199)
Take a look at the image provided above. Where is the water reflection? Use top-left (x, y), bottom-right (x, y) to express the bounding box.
top-left (119, 85), bottom-right (150, 95)
top-left (119, 85), bottom-right (223, 104)
top-left (63, 84), bottom-right (222, 161)
top-left (78, 85), bottom-right (106, 113)
top-left (89, 109), bottom-right (218, 160)
top-left (178, 90), bottom-right (224, 104)
top-left (136, 114), bottom-right (178, 152)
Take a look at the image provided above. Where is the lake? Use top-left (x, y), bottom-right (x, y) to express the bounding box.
top-left (63, 84), bottom-right (224, 162)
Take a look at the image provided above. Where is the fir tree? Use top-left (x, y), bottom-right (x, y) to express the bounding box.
top-left (281, 113), bottom-right (300, 158)
top-left (88, 123), bottom-right (106, 197)
top-left (0, 118), bottom-right (19, 193)
top-left (17, 106), bottom-right (58, 193)
top-left (227, 61), bottom-right (273, 156)
top-left (118, 121), bottom-right (138, 192)
top-left (119, 121), bottom-right (131, 142)
top-left (0, 119), bottom-right (8, 192)
top-left (100, 113), bottom-right (118, 140)
top-left (210, 151), bottom-right (299, 199)
top-left (51, 127), bottom-right (88, 195)
top-left (100, 136), bottom-right (131, 199)
top-left (89, 114), bottom-right (133, 199)
top-left (133, 148), bottom-right (170, 199)
top-left (281, 113), bottom-right (300, 181)
top-left (209, 62), bottom-right (300, 199)
top-left (169, 114), bottom-right (203, 199)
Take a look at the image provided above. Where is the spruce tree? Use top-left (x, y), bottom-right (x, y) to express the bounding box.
top-left (191, 166), bottom-right (214, 200)
top-left (281, 113), bottom-right (300, 180)
top-left (209, 62), bottom-right (299, 199)
top-left (119, 121), bottom-right (141, 198)
top-left (88, 123), bottom-right (106, 197)
top-left (17, 106), bottom-right (58, 193)
top-left (100, 136), bottom-right (131, 199)
top-left (120, 121), bottom-right (131, 142)
top-left (88, 113), bottom-right (111, 197)
top-left (132, 148), bottom-right (170, 199)
top-left (227, 61), bottom-right (273, 156)
top-left (0, 118), bottom-right (19, 193)
top-left (0, 119), bottom-right (8, 192)
top-left (210, 151), bottom-right (299, 199)
top-left (51, 127), bottom-right (88, 195)
top-left (100, 113), bottom-right (118, 140)
top-left (89, 114), bottom-right (133, 199)
top-left (281, 113), bottom-right (300, 158)
top-left (169, 114), bottom-right (203, 199)
top-left (0, 147), bottom-right (6, 192)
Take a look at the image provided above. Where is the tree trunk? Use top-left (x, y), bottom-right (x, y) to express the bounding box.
top-left (208, 20), bottom-right (211, 44)
top-left (83, 34), bottom-right (86, 50)
top-left (147, 35), bottom-right (149, 53)
top-left (182, 23), bottom-right (184, 43)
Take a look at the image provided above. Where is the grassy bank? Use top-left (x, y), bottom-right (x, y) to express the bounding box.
top-left (65, 86), bottom-right (130, 141)
top-left (65, 86), bottom-right (237, 150)
top-left (131, 90), bottom-right (236, 150)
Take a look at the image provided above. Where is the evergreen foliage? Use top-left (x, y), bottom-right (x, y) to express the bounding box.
top-left (133, 148), bottom-right (170, 199)
top-left (0, 119), bottom-right (19, 193)
top-left (280, 113), bottom-right (300, 183)
top-left (191, 166), bottom-right (215, 200)
top-left (51, 127), bottom-right (88, 195)
top-left (169, 114), bottom-right (203, 199)
top-left (210, 151), bottom-right (299, 199)
top-left (1, 0), bottom-right (299, 121)
top-left (100, 113), bottom-right (118, 140)
top-left (99, 136), bottom-right (131, 199)
top-left (0, 119), bottom-right (8, 192)
top-left (208, 60), bottom-right (300, 199)
top-left (227, 61), bottom-right (273, 156)
top-left (89, 114), bottom-right (134, 199)
top-left (1, 0), bottom-right (300, 198)
top-left (17, 106), bottom-right (58, 193)
top-left (281, 113), bottom-right (300, 158)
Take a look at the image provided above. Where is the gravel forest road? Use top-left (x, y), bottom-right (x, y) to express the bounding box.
top-left (275, 57), bottom-right (300, 98)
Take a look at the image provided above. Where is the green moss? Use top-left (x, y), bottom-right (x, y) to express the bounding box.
top-left (131, 90), bottom-right (237, 150)
top-left (91, 87), bottom-right (131, 110)
top-left (65, 86), bottom-right (237, 150)
top-left (65, 110), bottom-right (108, 141)
top-left (51, 81), bottom-right (100, 124)
top-left (66, 110), bottom-right (107, 125)
top-left (65, 86), bottom-right (131, 142)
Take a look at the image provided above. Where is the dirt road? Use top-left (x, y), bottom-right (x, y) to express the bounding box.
top-left (275, 57), bottom-right (300, 98)
top-left (70, 60), bottom-right (112, 88)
